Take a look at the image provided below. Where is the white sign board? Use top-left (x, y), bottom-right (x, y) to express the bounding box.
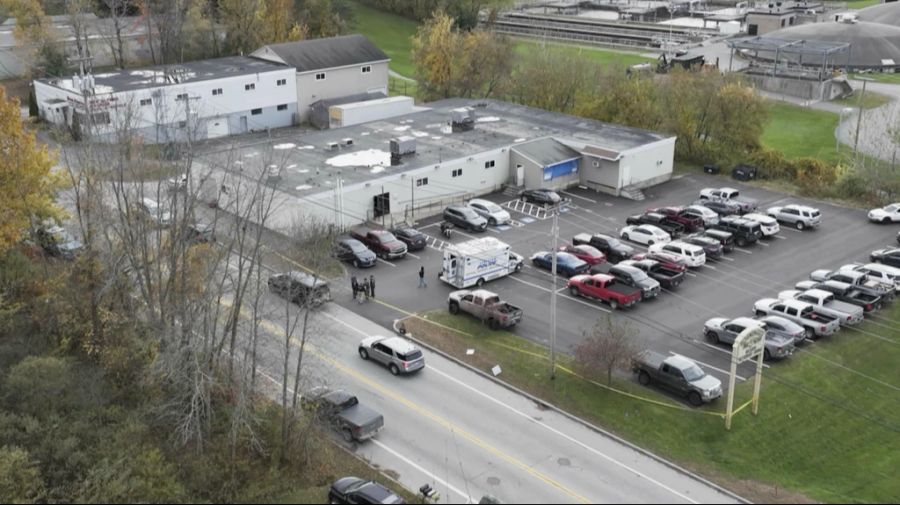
top-left (732, 326), bottom-right (765, 364)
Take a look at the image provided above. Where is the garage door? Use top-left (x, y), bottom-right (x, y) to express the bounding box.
top-left (207, 117), bottom-right (230, 139)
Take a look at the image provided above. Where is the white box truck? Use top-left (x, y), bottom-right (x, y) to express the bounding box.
top-left (439, 237), bottom-right (523, 289)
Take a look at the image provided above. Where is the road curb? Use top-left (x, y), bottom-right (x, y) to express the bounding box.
top-left (392, 319), bottom-right (752, 505)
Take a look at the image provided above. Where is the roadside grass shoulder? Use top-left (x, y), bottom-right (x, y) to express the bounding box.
top-left (851, 72), bottom-right (900, 85)
top-left (403, 305), bottom-right (900, 504)
top-left (832, 91), bottom-right (893, 110)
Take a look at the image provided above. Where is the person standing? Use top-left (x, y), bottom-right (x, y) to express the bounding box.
top-left (369, 275), bottom-right (376, 298)
top-left (351, 276), bottom-right (358, 301)
top-left (361, 277), bottom-right (370, 302)
top-left (418, 266), bottom-right (427, 288)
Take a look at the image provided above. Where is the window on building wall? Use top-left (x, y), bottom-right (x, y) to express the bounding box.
top-left (416, 177), bottom-right (428, 187)
top-left (245, 83), bottom-right (256, 91)
top-left (452, 169), bottom-right (463, 177)
top-left (361, 65), bottom-right (372, 74)
top-left (251, 108), bottom-right (262, 115)
top-left (140, 98), bottom-right (152, 106)
top-left (277, 104), bottom-right (288, 111)
top-left (176, 93), bottom-right (188, 101)
top-left (91, 111), bottom-right (110, 124)
top-left (277, 78), bottom-right (287, 86)
top-left (484, 160), bottom-right (495, 169)
top-left (315, 72), bottom-right (326, 81)
top-left (212, 88), bottom-right (223, 96)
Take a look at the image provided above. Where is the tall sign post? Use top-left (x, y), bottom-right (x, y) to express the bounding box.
top-left (725, 325), bottom-right (766, 430)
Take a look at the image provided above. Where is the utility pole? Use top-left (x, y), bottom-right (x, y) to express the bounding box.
top-left (550, 206), bottom-right (559, 380)
top-left (410, 177), bottom-right (415, 224)
top-left (854, 77), bottom-right (872, 157)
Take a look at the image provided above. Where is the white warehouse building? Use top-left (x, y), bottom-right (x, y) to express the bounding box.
top-left (33, 56), bottom-right (299, 143)
top-left (195, 98), bottom-right (677, 232)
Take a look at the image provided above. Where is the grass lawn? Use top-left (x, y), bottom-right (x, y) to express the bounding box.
top-left (851, 72), bottom-right (900, 85)
top-left (762, 102), bottom-right (843, 164)
top-left (832, 91), bottom-right (894, 110)
top-left (513, 39), bottom-right (654, 68)
top-left (846, 0), bottom-right (881, 8)
top-left (348, 1), bottom-right (419, 78)
top-left (402, 306), bottom-right (900, 504)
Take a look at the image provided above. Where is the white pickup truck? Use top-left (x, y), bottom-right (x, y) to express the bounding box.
top-left (777, 289), bottom-right (864, 326)
top-left (753, 298), bottom-right (841, 340)
top-left (698, 187), bottom-right (758, 213)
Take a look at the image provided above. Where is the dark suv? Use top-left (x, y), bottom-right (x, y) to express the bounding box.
top-left (711, 216), bottom-right (761, 247)
top-left (692, 199), bottom-right (741, 217)
top-left (334, 238), bottom-right (377, 268)
top-left (267, 271), bottom-right (331, 307)
top-left (390, 227), bottom-right (427, 251)
top-left (443, 204), bottom-right (488, 232)
top-left (328, 477), bottom-right (405, 504)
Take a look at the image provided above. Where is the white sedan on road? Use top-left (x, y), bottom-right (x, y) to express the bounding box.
top-left (468, 198), bottom-right (512, 226)
top-left (742, 212), bottom-right (781, 237)
top-left (619, 224), bottom-right (671, 246)
top-left (868, 203), bottom-right (900, 223)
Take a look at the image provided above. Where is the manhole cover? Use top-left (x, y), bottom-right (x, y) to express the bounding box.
top-left (487, 476), bottom-right (501, 486)
top-left (558, 457), bottom-right (571, 467)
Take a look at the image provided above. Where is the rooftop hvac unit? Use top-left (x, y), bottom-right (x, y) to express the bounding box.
top-left (451, 107), bottom-right (476, 132)
top-left (390, 135), bottom-right (416, 166)
top-left (342, 138), bottom-right (354, 146)
top-left (326, 142), bottom-right (339, 151)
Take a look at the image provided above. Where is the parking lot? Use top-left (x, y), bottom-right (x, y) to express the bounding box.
top-left (336, 171), bottom-right (899, 387)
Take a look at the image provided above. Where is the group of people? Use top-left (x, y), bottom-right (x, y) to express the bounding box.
top-left (351, 275), bottom-right (376, 303)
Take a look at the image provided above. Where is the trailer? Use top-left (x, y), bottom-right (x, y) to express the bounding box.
top-left (439, 237), bottom-right (520, 289)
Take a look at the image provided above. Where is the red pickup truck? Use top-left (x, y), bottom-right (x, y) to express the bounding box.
top-left (647, 206), bottom-right (705, 233)
top-left (567, 273), bottom-right (642, 310)
top-left (349, 228), bottom-right (408, 260)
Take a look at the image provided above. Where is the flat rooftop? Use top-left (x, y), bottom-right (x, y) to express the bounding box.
top-left (197, 98), bottom-right (672, 200)
top-left (36, 56), bottom-right (289, 94)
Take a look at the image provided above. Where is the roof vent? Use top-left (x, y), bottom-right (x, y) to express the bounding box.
top-left (342, 138), bottom-right (354, 146)
top-left (451, 107), bottom-right (476, 133)
top-left (326, 141), bottom-right (339, 151)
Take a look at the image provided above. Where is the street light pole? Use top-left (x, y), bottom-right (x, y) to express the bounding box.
top-left (550, 207), bottom-right (559, 381)
top-left (854, 78), bottom-right (872, 157)
top-left (837, 107), bottom-right (853, 153)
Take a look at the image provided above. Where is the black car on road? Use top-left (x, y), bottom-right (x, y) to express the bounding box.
top-left (334, 238), bottom-right (377, 268)
top-left (681, 235), bottom-right (724, 259)
top-left (519, 188), bottom-right (562, 206)
top-left (328, 477), bottom-right (405, 504)
top-left (871, 247), bottom-right (900, 268)
top-left (443, 204), bottom-right (488, 232)
top-left (390, 227), bottom-right (427, 251)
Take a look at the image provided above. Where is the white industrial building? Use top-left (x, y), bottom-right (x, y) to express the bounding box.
top-left (196, 98), bottom-right (677, 231)
top-left (33, 56), bottom-right (298, 143)
top-left (251, 35), bottom-right (391, 123)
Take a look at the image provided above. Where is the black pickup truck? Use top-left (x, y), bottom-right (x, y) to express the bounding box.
top-left (620, 259), bottom-right (685, 289)
top-left (624, 212), bottom-right (685, 239)
top-left (302, 388), bottom-right (384, 443)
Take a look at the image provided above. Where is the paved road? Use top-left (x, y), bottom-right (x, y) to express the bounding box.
top-left (242, 284), bottom-right (741, 504)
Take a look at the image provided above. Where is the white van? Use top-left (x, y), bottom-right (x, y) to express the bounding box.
top-left (649, 241), bottom-right (706, 267)
top-left (139, 198), bottom-right (172, 227)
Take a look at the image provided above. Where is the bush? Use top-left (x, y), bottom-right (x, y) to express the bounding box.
top-left (747, 148), bottom-right (796, 180)
top-left (794, 157), bottom-right (840, 195)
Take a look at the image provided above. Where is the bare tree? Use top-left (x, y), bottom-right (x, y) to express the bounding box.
top-left (99, 0), bottom-right (131, 68)
top-left (575, 315), bottom-right (642, 386)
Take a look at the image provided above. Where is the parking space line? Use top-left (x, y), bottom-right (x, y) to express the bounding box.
top-left (772, 235), bottom-right (787, 240)
top-left (699, 342), bottom-right (770, 369)
top-left (670, 352), bottom-right (746, 381)
top-left (561, 191), bottom-right (597, 204)
top-left (734, 248), bottom-right (753, 255)
top-left (455, 229), bottom-right (478, 240)
top-left (377, 258), bottom-right (397, 267)
top-left (700, 264), bottom-right (717, 270)
top-left (757, 241), bottom-right (771, 247)
top-left (784, 227), bottom-right (803, 233)
top-left (685, 272), bottom-right (698, 277)
top-left (715, 256), bottom-right (735, 262)
top-left (406, 252), bottom-right (421, 260)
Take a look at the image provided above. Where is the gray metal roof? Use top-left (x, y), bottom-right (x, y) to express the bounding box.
top-left (252, 34), bottom-right (389, 73)
top-left (36, 56), bottom-right (290, 94)
top-left (857, 2), bottom-right (900, 27)
top-left (760, 21), bottom-right (900, 67)
top-left (729, 35), bottom-right (850, 55)
top-left (512, 138), bottom-right (581, 167)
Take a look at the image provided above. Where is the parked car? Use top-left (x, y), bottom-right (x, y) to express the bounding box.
top-left (138, 198), bottom-right (172, 227)
top-left (631, 251), bottom-right (688, 272)
top-left (742, 213), bottom-right (780, 237)
top-left (619, 224), bottom-right (672, 246)
top-left (301, 388), bottom-right (384, 443)
top-left (443, 204), bottom-right (488, 232)
top-left (519, 188), bottom-right (561, 206)
top-left (624, 213), bottom-right (684, 239)
top-left (897, 230), bottom-right (900, 245)
top-left (530, 251), bottom-right (590, 277)
top-left (184, 221), bottom-right (216, 244)
top-left (608, 264), bottom-right (662, 299)
top-left (448, 289), bottom-right (523, 329)
top-left (810, 269), bottom-right (896, 301)
top-left (34, 224), bottom-right (83, 260)
top-left (753, 298), bottom-right (841, 339)
top-left (839, 262), bottom-right (900, 288)
top-left (390, 227), bottom-right (427, 251)
top-left (767, 204), bottom-right (821, 231)
top-left (796, 279), bottom-right (884, 312)
top-left (567, 273), bottom-right (642, 310)
top-left (334, 238), bottom-right (377, 268)
top-left (698, 187), bottom-right (758, 213)
top-left (695, 229), bottom-right (735, 253)
top-left (680, 235), bottom-right (724, 259)
top-left (632, 351), bottom-right (722, 406)
top-left (711, 216), bottom-right (761, 247)
top-left (328, 477), bottom-right (405, 505)
top-left (618, 259), bottom-right (685, 288)
top-left (358, 336), bottom-right (425, 376)
top-left (703, 317), bottom-right (794, 361)
top-left (756, 315), bottom-right (807, 346)
top-left (691, 198), bottom-right (742, 217)
top-left (777, 288), bottom-right (864, 326)
top-left (166, 173), bottom-right (189, 192)
top-left (572, 233), bottom-right (634, 263)
top-left (648, 241), bottom-right (706, 268)
top-left (350, 228), bottom-right (408, 260)
top-left (683, 204), bottom-right (720, 226)
top-left (871, 247), bottom-right (900, 268)
top-left (868, 203), bottom-right (900, 223)
top-left (468, 199), bottom-right (511, 226)
top-left (647, 206), bottom-right (705, 233)
top-left (558, 244), bottom-right (606, 265)
top-left (268, 271), bottom-right (332, 307)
